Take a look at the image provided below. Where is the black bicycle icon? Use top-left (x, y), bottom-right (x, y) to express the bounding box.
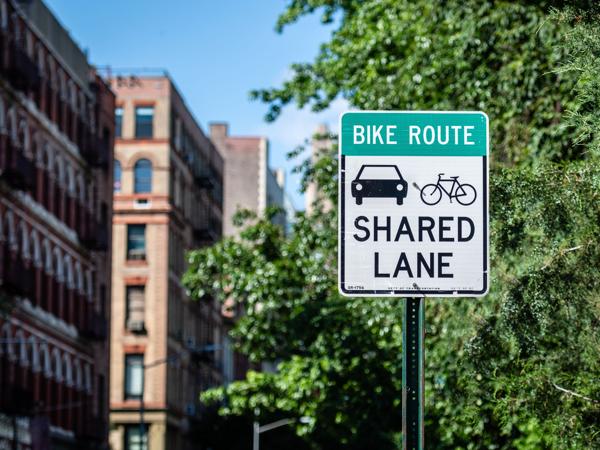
top-left (420, 174), bottom-right (477, 206)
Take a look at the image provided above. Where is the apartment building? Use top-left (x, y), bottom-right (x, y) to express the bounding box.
top-left (209, 122), bottom-right (289, 381)
top-left (0, 0), bottom-right (115, 448)
top-left (305, 123), bottom-right (332, 214)
top-left (109, 74), bottom-right (224, 450)
top-left (209, 122), bottom-right (286, 238)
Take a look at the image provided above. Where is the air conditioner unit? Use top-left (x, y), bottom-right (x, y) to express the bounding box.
top-left (128, 249), bottom-right (146, 260)
top-left (127, 320), bottom-right (145, 333)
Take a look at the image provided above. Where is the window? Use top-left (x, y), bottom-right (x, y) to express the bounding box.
top-left (135, 106), bottom-right (153, 139)
top-left (125, 425), bottom-right (148, 450)
top-left (115, 107), bottom-right (123, 138)
top-left (124, 354), bottom-right (144, 400)
top-left (127, 225), bottom-right (146, 260)
top-left (134, 159), bottom-right (152, 193)
top-left (114, 160), bottom-right (121, 193)
top-left (126, 286), bottom-right (145, 331)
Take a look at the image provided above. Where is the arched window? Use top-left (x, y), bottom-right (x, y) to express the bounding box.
top-left (19, 220), bottom-right (30, 260)
top-left (74, 359), bottom-right (83, 390)
top-left (30, 229), bottom-right (41, 268)
top-left (42, 239), bottom-right (52, 275)
top-left (86, 270), bottom-right (93, 300)
top-left (55, 155), bottom-right (65, 187)
top-left (53, 247), bottom-right (63, 283)
top-left (6, 210), bottom-right (17, 250)
top-left (114, 160), bottom-right (122, 193)
top-left (63, 254), bottom-right (74, 289)
top-left (134, 159), bottom-right (152, 193)
top-left (52, 348), bottom-right (62, 382)
top-left (19, 119), bottom-right (30, 157)
top-left (8, 107), bottom-right (17, 143)
top-left (67, 164), bottom-right (76, 197)
top-left (77, 174), bottom-right (85, 203)
top-left (75, 262), bottom-right (84, 294)
top-left (15, 330), bottom-right (27, 367)
top-left (63, 353), bottom-right (73, 386)
top-left (29, 335), bottom-right (40, 372)
top-left (33, 133), bottom-right (44, 168)
top-left (84, 363), bottom-right (92, 394)
top-left (1, 323), bottom-right (14, 360)
top-left (43, 143), bottom-right (52, 171)
top-left (40, 343), bottom-right (52, 378)
top-left (36, 43), bottom-right (45, 76)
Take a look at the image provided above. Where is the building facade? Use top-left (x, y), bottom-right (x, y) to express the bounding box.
top-left (209, 122), bottom-right (289, 381)
top-left (305, 123), bottom-right (332, 214)
top-left (0, 0), bottom-right (115, 449)
top-left (109, 74), bottom-right (224, 450)
top-left (209, 122), bottom-right (286, 238)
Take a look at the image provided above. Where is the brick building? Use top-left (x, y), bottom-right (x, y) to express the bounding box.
top-left (109, 74), bottom-right (224, 450)
top-left (0, 0), bottom-right (115, 449)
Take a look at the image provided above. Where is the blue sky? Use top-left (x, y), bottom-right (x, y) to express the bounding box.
top-left (44, 0), bottom-right (347, 210)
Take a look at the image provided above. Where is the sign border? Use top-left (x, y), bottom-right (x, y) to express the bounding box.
top-left (338, 110), bottom-right (489, 298)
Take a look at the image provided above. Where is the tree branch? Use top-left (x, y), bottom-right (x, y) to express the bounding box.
top-left (551, 381), bottom-right (599, 404)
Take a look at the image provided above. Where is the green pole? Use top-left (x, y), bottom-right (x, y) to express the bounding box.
top-left (402, 297), bottom-right (425, 450)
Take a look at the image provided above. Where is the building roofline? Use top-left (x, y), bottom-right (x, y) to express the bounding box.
top-left (225, 136), bottom-right (265, 140)
top-left (96, 67), bottom-right (171, 79)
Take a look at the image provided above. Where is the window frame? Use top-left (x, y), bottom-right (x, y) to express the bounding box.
top-left (124, 423), bottom-right (148, 450)
top-left (134, 106), bottom-right (154, 139)
top-left (114, 159), bottom-right (122, 193)
top-left (115, 107), bottom-right (123, 138)
top-left (124, 353), bottom-right (144, 401)
top-left (126, 224), bottom-right (146, 261)
top-left (133, 159), bottom-right (152, 193)
top-left (126, 285), bottom-right (145, 329)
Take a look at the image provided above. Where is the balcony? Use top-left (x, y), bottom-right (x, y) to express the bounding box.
top-left (193, 223), bottom-right (219, 243)
top-left (81, 312), bottom-right (107, 340)
top-left (193, 203), bottom-right (222, 243)
top-left (76, 118), bottom-right (91, 150)
top-left (1, 143), bottom-right (35, 191)
top-left (6, 42), bottom-right (41, 93)
top-left (194, 168), bottom-right (215, 189)
top-left (2, 250), bottom-right (35, 298)
top-left (80, 135), bottom-right (109, 170)
top-left (80, 220), bottom-right (109, 251)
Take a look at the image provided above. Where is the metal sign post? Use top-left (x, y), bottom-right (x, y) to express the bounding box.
top-left (402, 297), bottom-right (425, 450)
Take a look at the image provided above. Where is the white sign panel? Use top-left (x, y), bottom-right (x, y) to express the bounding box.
top-left (338, 111), bottom-right (489, 297)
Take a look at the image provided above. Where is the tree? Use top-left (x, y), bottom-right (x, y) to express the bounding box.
top-left (185, 1), bottom-right (600, 448)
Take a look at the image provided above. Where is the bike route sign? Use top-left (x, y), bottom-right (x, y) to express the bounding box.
top-left (338, 111), bottom-right (489, 297)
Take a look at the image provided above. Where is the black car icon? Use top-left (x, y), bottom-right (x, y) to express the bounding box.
top-left (351, 164), bottom-right (408, 205)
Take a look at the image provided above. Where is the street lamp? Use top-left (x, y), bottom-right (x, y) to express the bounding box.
top-left (252, 415), bottom-right (312, 450)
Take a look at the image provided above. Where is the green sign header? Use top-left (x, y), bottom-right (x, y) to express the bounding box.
top-left (340, 111), bottom-right (488, 157)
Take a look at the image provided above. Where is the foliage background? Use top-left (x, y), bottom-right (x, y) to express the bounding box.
top-left (184, 1), bottom-right (600, 448)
